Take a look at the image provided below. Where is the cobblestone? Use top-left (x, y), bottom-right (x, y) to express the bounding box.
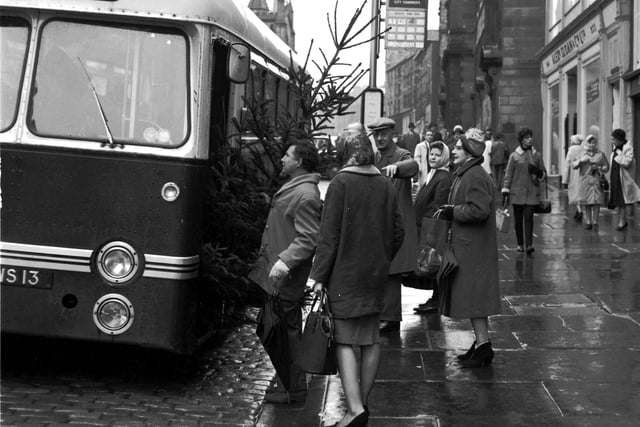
top-left (1, 308), bottom-right (275, 426)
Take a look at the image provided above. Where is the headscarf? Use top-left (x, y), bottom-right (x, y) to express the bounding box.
top-left (583, 134), bottom-right (598, 154)
top-left (424, 141), bottom-right (450, 186)
top-left (335, 125), bottom-right (374, 166)
top-left (569, 134), bottom-right (583, 146)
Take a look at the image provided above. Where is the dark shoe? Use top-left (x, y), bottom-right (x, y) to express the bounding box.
top-left (575, 211), bottom-right (583, 221)
top-left (459, 342), bottom-right (494, 368)
top-left (516, 245), bottom-right (524, 252)
top-left (526, 246), bottom-right (535, 254)
top-left (616, 222), bottom-right (628, 231)
top-left (414, 298), bottom-right (438, 313)
top-left (346, 411), bottom-right (369, 427)
top-left (264, 389), bottom-right (307, 403)
top-left (584, 223), bottom-right (592, 230)
top-left (379, 320), bottom-right (400, 332)
top-left (456, 341), bottom-right (476, 360)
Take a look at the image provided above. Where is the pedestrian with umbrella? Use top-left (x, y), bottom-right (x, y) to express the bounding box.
top-left (436, 128), bottom-right (501, 368)
top-left (308, 125), bottom-right (404, 427)
top-left (248, 139), bottom-right (322, 403)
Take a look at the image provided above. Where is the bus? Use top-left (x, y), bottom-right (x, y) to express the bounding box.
top-left (0, 0), bottom-right (300, 353)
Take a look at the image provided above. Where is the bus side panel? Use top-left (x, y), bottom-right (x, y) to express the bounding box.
top-left (1, 145), bottom-right (207, 352)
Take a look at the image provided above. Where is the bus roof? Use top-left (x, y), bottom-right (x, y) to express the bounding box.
top-left (0, 0), bottom-right (299, 69)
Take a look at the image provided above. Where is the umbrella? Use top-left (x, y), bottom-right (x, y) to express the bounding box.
top-left (256, 294), bottom-right (291, 390)
top-left (436, 228), bottom-right (459, 315)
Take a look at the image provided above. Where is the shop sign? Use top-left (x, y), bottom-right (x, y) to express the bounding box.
top-left (586, 79), bottom-right (599, 104)
top-left (388, 0), bottom-right (427, 8)
top-left (542, 17), bottom-right (600, 74)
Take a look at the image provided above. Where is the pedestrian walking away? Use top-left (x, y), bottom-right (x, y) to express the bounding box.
top-left (397, 121), bottom-right (420, 156)
top-left (564, 134), bottom-right (585, 221)
top-left (436, 127), bottom-right (501, 368)
top-left (573, 133), bottom-right (609, 229)
top-left (308, 125), bottom-right (404, 427)
top-left (412, 141), bottom-right (452, 313)
top-left (248, 139), bottom-right (322, 404)
top-left (490, 131), bottom-right (509, 190)
top-left (502, 127), bottom-right (547, 254)
top-left (369, 117), bottom-right (419, 333)
top-left (609, 128), bottom-right (640, 230)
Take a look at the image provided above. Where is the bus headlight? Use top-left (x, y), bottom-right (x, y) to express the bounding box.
top-left (93, 294), bottom-right (134, 335)
top-left (161, 182), bottom-right (180, 202)
top-left (96, 241), bottom-right (139, 284)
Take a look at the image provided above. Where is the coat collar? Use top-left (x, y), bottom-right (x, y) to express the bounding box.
top-left (515, 146), bottom-right (538, 156)
top-left (338, 165), bottom-right (382, 176)
top-left (274, 173), bottom-right (321, 197)
top-left (454, 157), bottom-right (483, 177)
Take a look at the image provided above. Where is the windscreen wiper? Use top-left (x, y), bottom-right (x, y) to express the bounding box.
top-left (76, 57), bottom-right (122, 149)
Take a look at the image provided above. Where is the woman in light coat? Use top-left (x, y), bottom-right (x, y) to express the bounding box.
top-left (563, 134), bottom-right (585, 220)
top-left (573, 134), bottom-right (609, 229)
top-left (502, 127), bottom-right (547, 254)
top-left (436, 128), bottom-right (500, 368)
top-left (609, 129), bottom-right (640, 230)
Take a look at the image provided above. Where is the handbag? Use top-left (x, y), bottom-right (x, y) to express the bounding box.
top-left (415, 216), bottom-right (448, 279)
top-left (495, 208), bottom-right (511, 233)
top-left (299, 289), bottom-right (337, 375)
top-left (533, 179), bottom-right (552, 214)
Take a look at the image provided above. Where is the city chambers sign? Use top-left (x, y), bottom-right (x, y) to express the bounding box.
top-left (542, 16), bottom-right (600, 75)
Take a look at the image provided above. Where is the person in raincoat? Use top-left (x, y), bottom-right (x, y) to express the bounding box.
top-left (502, 127), bottom-right (547, 254)
top-left (437, 128), bottom-right (501, 368)
top-left (563, 134), bottom-right (585, 221)
top-left (573, 134), bottom-right (609, 229)
top-left (609, 128), bottom-right (640, 230)
top-left (369, 117), bottom-right (419, 333)
top-left (248, 139), bottom-right (322, 403)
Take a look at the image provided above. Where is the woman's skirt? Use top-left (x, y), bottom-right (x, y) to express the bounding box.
top-left (334, 313), bottom-right (380, 346)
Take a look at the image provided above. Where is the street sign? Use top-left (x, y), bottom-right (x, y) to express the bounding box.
top-left (385, 8), bottom-right (426, 50)
top-left (360, 87), bottom-right (384, 126)
top-left (388, 0), bottom-right (427, 8)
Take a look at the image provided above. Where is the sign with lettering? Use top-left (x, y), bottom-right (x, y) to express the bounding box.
top-left (385, 8), bottom-right (426, 50)
top-left (388, 0), bottom-right (427, 8)
top-left (542, 17), bottom-right (600, 74)
top-left (586, 78), bottom-right (599, 104)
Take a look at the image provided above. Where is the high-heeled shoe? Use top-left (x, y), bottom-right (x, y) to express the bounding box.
top-left (616, 222), bottom-right (628, 231)
top-left (459, 341), bottom-right (494, 368)
top-left (346, 411), bottom-right (368, 427)
top-left (456, 341), bottom-right (476, 360)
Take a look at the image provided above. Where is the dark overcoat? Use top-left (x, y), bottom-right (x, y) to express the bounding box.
top-left (248, 173), bottom-right (322, 302)
top-left (446, 158), bottom-right (501, 318)
top-left (309, 166), bottom-right (404, 319)
top-left (375, 145), bottom-right (419, 274)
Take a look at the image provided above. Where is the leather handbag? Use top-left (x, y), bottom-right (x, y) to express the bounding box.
top-left (533, 179), bottom-right (552, 214)
top-left (299, 289), bottom-right (337, 375)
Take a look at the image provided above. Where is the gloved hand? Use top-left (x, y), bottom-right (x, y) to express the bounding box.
top-left (437, 204), bottom-right (454, 220)
top-left (528, 164), bottom-right (544, 178)
top-left (502, 191), bottom-right (510, 207)
top-left (269, 259), bottom-right (290, 282)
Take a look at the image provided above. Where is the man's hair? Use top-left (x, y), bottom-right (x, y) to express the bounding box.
top-left (517, 127), bottom-right (533, 142)
top-left (288, 139), bottom-right (319, 173)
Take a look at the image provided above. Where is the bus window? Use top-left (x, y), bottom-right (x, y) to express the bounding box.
top-left (29, 20), bottom-right (189, 147)
top-left (0, 17), bottom-right (30, 132)
top-left (264, 72), bottom-right (276, 122)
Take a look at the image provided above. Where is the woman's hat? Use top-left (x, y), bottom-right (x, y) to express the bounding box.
top-left (612, 128), bottom-right (626, 142)
top-left (461, 128), bottom-right (486, 157)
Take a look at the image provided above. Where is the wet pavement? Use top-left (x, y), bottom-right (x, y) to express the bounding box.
top-left (258, 183), bottom-right (640, 426)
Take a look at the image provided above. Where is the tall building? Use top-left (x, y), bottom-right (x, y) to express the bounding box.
top-left (248, 0), bottom-right (295, 50)
top-left (538, 0), bottom-right (638, 182)
top-left (440, 0), bottom-right (546, 157)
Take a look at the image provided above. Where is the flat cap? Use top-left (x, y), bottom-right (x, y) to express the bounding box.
top-left (367, 117), bottom-right (395, 131)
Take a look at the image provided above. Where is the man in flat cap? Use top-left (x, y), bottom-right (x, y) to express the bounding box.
top-left (367, 117), bottom-right (419, 332)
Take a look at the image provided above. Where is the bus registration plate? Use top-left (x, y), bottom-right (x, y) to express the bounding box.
top-left (1, 267), bottom-right (53, 289)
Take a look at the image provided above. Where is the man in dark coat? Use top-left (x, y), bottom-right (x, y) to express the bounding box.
top-left (398, 121), bottom-right (420, 156)
top-left (368, 117), bottom-right (419, 332)
top-left (248, 139), bottom-right (322, 403)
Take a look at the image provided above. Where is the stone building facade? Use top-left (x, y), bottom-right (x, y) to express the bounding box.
top-left (248, 0), bottom-right (295, 50)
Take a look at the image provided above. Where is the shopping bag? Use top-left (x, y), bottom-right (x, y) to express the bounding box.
top-left (299, 290), bottom-right (337, 375)
top-left (415, 217), bottom-right (448, 279)
top-left (533, 179), bottom-right (551, 214)
top-left (495, 208), bottom-right (511, 233)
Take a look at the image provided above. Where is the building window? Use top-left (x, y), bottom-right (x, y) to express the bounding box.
top-left (583, 58), bottom-right (601, 135)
